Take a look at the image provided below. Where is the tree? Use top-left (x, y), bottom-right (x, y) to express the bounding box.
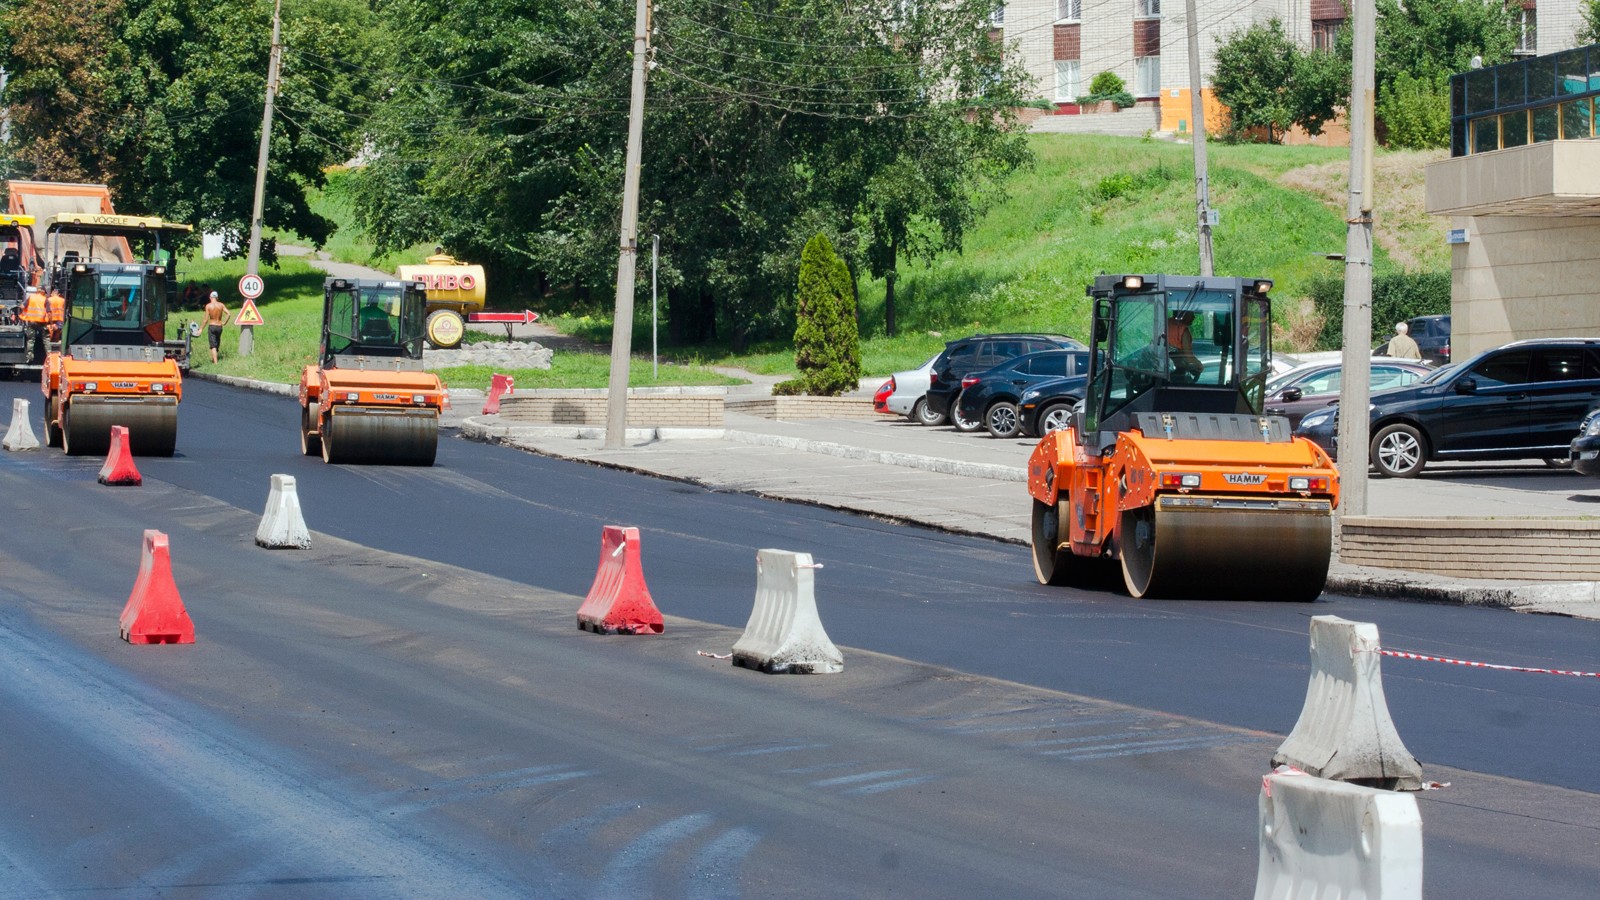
top-left (351, 0), bottom-right (1033, 347)
top-left (0, 0), bottom-right (377, 249)
top-left (1377, 73), bottom-right (1451, 149)
top-left (1581, 0), bottom-right (1600, 45)
top-left (1374, 0), bottom-right (1518, 95)
top-left (776, 232), bottom-right (860, 396)
top-left (1211, 19), bottom-right (1344, 142)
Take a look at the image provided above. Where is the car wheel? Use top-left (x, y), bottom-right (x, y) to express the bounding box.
top-left (1039, 401), bottom-right (1076, 435)
top-left (912, 397), bottom-right (946, 427)
top-left (985, 402), bottom-right (1022, 439)
top-left (1370, 423), bottom-right (1427, 478)
top-left (950, 391), bottom-right (982, 432)
top-left (1543, 457), bottom-right (1575, 470)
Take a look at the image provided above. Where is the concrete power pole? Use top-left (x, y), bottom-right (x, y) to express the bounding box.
top-left (242, 0), bottom-right (283, 358)
top-left (604, 0), bottom-right (653, 449)
top-left (1185, 0), bottom-right (1214, 276)
top-left (1336, 0), bottom-right (1377, 517)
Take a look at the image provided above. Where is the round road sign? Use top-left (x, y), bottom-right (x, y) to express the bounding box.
top-left (238, 273), bottom-right (265, 300)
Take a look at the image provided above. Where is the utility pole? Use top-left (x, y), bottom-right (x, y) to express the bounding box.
top-left (604, 0), bottom-right (652, 448)
top-left (651, 234), bottom-right (659, 381)
top-left (242, 0), bottom-right (283, 358)
top-left (1186, 0), bottom-right (1214, 277)
top-left (1336, 0), bottom-right (1377, 517)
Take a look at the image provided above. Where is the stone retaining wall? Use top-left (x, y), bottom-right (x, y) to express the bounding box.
top-left (726, 396), bottom-right (877, 420)
top-left (1339, 516), bottom-right (1600, 581)
top-left (497, 387), bottom-right (724, 428)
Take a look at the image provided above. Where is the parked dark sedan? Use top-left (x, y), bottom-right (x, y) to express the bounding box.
top-left (1572, 407), bottom-right (1600, 476)
top-left (1017, 374), bottom-right (1092, 438)
top-left (1264, 359), bottom-right (1432, 429)
top-left (953, 349), bottom-right (1090, 438)
top-left (923, 333), bottom-right (1083, 428)
top-left (1295, 338), bottom-right (1600, 477)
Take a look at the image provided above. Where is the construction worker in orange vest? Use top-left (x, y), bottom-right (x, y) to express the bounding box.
top-left (1166, 309), bottom-right (1203, 383)
top-left (18, 290), bottom-right (64, 339)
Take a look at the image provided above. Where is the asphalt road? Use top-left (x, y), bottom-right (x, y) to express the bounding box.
top-left (1, 377), bottom-right (1596, 897)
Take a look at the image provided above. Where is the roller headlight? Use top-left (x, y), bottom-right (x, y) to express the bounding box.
top-left (345, 392), bottom-right (359, 402)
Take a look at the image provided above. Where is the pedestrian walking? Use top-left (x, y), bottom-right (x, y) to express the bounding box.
top-left (203, 291), bottom-right (231, 364)
top-left (1387, 322), bottom-right (1421, 360)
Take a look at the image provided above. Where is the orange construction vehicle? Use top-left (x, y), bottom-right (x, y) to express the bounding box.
top-left (1027, 274), bottom-right (1341, 601)
top-left (39, 213), bottom-right (192, 456)
top-left (299, 277), bottom-right (447, 465)
top-left (0, 213), bottom-right (46, 373)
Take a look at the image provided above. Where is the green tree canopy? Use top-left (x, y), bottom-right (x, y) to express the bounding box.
top-left (777, 232), bottom-right (860, 396)
top-left (1212, 19), bottom-right (1343, 142)
top-left (0, 0), bottom-right (377, 250)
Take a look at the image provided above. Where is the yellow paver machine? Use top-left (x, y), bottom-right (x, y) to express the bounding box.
top-left (39, 213), bottom-right (191, 456)
top-left (299, 277), bottom-right (447, 465)
top-left (1027, 274), bottom-right (1342, 602)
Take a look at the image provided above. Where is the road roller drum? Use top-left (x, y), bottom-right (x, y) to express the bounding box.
top-left (61, 395), bottom-right (178, 457)
top-left (1118, 496), bottom-right (1332, 601)
top-left (320, 407), bottom-right (437, 466)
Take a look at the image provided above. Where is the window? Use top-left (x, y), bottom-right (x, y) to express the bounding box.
top-left (1135, 56), bottom-right (1160, 97)
top-left (1515, 9), bottom-right (1536, 56)
top-left (1370, 367), bottom-right (1421, 391)
top-left (1058, 0), bottom-right (1081, 20)
top-left (1471, 350), bottom-right (1532, 388)
top-left (1028, 354), bottom-right (1071, 377)
top-left (1299, 370), bottom-right (1342, 395)
top-left (1137, 0), bottom-right (1160, 17)
top-left (1055, 60), bottom-right (1080, 102)
top-left (990, 3), bottom-right (1004, 26)
top-left (1311, 21), bottom-right (1342, 51)
top-left (1532, 348), bottom-right (1585, 382)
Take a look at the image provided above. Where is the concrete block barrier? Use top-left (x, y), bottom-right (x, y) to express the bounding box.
top-left (1255, 769), bottom-right (1423, 899)
top-left (1273, 616), bottom-right (1423, 790)
top-left (576, 525), bottom-right (664, 635)
top-left (255, 474), bottom-right (311, 549)
top-left (731, 549), bottom-right (843, 674)
top-left (2, 398), bottom-right (39, 451)
top-left (97, 426), bottom-right (142, 486)
top-left (120, 530), bottom-right (196, 645)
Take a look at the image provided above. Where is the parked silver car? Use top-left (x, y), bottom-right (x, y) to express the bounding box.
top-left (883, 353), bottom-right (944, 425)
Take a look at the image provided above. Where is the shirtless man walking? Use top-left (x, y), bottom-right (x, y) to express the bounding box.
top-left (204, 291), bottom-right (231, 364)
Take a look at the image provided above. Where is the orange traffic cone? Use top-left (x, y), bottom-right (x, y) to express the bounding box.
top-left (98, 426), bottom-right (142, 486)
top-left (119, 530), bottom-right (196, 644)
top-left (576, 526), bottom-right (665, 635)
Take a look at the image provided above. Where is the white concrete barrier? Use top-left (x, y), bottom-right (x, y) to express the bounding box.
top-left (731, 549), bottom-right (843, 674)
top-left (1273, 616), bottom-right (1423, 790)
top-left (1255, 769), bottom-right (1423, 899)
top-left (3, 398), bottom-right (39, 451)
top-left (255, 474), bottom-right (311, 549)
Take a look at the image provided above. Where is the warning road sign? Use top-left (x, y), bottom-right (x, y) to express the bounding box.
top-left (238, 273), bottom-right (265, 300)
top-left (236, 298), bottom-right (265, 327)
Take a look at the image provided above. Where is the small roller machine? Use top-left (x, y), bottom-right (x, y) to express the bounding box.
top-left (1027, 274), bottom-right (1341, 602)
top-left (300, 277), bottom-right (446, 466)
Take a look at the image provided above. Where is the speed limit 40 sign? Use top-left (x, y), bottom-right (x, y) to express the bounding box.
top-left (238, 273), bottom-right (265, 300)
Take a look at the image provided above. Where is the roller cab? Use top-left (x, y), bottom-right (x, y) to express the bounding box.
top-left (1028, 274), bottom-right (1341, 601)
top-left (300, 277), bottom-right (446, 466)
top-left (37, 214), bottom-right (190, 456)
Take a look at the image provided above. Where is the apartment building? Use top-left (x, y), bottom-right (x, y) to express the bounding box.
top-left (996, 0), bottom-right (1580, 134)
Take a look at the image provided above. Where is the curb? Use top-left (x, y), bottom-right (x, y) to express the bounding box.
top-left (460, 417), bottom-right (725, 443)
top-left (722, 429), bottom-right (1027, 482)
top-left (1325, 568), bottom-right (1600, 613)
top-left (186, 369), bottom-right (297, 397)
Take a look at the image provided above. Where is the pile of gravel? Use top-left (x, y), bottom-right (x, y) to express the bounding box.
top-left (423, 339), bottom-right (554, 371)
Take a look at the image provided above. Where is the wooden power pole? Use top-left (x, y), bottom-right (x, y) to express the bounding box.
top-left (1185, 0), bottom-right (1214, 276)
top-left (1337, 0), bottom-right (1377, 516)
top-left (242, 0), bottom-right (283, 358)
top-left (604, 0), bottom-right (653, 449)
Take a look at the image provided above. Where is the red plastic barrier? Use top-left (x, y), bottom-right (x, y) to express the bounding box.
top-left (97, 426), bottom-right (142, 486)
top-left (119, 530), bottom-right (196, 644)
top-left (483, 373), bottom-right (515, 415)
top-left (576, 526), bottom-right (664, 635)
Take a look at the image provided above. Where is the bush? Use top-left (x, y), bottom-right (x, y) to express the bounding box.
top-left (1075, 90), bottom-right (1135, 109)
top-left (788, 233), bottom-right (862, 395)
top-left (1089, 71), bottom-right (1126, 96)
top-left (1377, 72), bottom-right (1450, 150)
top-left (1306, 271), bottom-right (1451, 350)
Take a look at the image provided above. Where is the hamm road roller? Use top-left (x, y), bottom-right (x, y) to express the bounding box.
top-left (1027, 274), bottom-right (1341, 601)
top-left (39, 213), bottom-right (191, 456)
top-left (299, 277), bottom-right (447, 465)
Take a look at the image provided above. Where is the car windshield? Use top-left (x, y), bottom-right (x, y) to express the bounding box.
top-left (1422, 362), bottom-right (1463, 384)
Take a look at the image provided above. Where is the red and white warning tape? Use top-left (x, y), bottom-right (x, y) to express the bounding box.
top-left (1378, 648), bottom-right (1600, 679)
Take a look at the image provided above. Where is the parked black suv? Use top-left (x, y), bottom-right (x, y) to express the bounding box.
top-left (922, 333), bottom-right (1083, 426)
top-left (953, 349), bottom-right (1090, 438)
top-left (1295, 337), bottom-right (1600, 477)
